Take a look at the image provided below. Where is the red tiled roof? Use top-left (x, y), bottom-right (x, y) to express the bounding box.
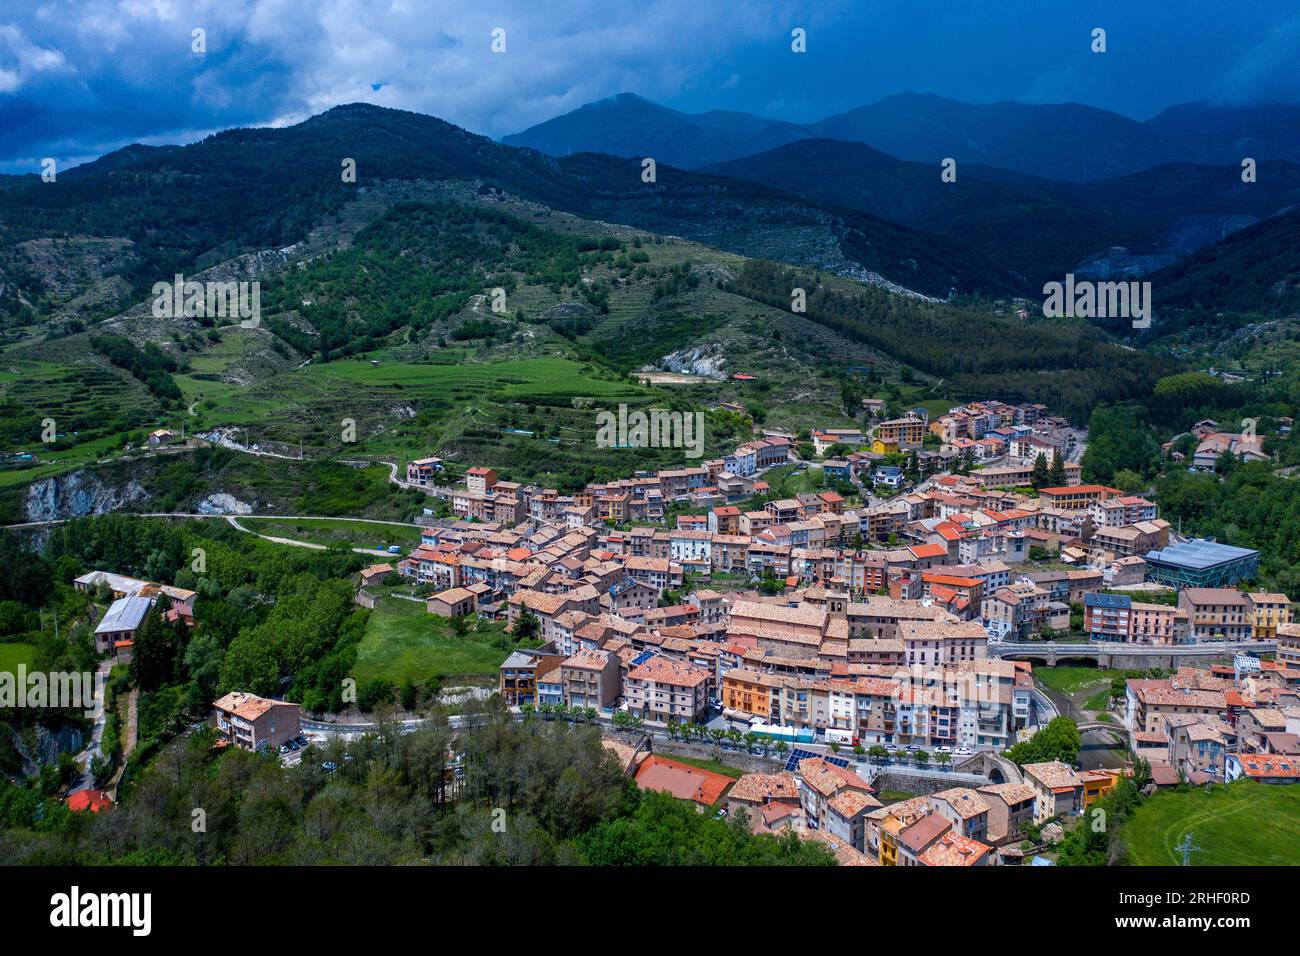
top-left (67, 789), bottom-right (113, 812)
top-left (634, 755), bottom-right (732, 807)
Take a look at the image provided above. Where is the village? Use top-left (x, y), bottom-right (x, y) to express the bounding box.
top-left (67, 397), bottom-right (1300, 866)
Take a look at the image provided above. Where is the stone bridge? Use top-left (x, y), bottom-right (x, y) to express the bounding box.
top-left (992, 640), bottom-right (1273, 670)
top-left (954, 750), bottom-right (1024, 785)
top-left (1074, 721), bottom-right (1132, 748)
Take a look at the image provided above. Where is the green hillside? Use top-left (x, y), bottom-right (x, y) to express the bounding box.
top-left (1124, 781), bottom-right (1300, 866)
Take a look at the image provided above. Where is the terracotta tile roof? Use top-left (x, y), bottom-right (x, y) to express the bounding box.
top-left (807, 827), bottom-right (880, 865)
top-left (729, 771), bottom-right (800, 804)
top-left (931, 787), bottom-right (990, 819)
top-left (898, 813), bottom-right (952, 853)
top-left (1023, 760), bottom-right (1083, 791)
top-left (212, 691), bottom-right (295, 722)
top-left (633, 755), bottom-right (732, 807)
top-left (628, 656), bottom-right (710, 688)
top-left (827, 788), bottom-right (882, 818)
top-left (978, 782), bottom-right (1036, 806)
top-left (67, 789), bottom-right (114, 812)
top-left (1235, 754), bottom-right (1300, 779)
top-left (798, 757), bottom-right (873, 798)
top-left (918, 831), bottom-right (991, 866)
top-left (601, 738), bottom-right (644, 774)
top-left (729, 600), bottom-right (828, 628)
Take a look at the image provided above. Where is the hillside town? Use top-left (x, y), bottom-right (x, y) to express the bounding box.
top-left (58, 395), bottom-right (1298, 868)
top-left (5, 2), bottom-right (1298, 931)
top-left (55, 395), bottom-right (1291, 868)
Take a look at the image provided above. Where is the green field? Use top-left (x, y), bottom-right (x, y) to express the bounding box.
top-left (299, 356), bottom-right (642, 398)
top-left (877, 789), bottom-right (921, 803)
top-left (893, 384), bottom-right (957, 416)
top-left (240, 516), bottom-right (422, 551)
top-left (1083, 687), bottom-right (1115, 711)
top-left (761, 463), bottom-right (830, 498)
top-left (1125, 781), bottom-right (1300, 865)
top-left (172, 354), bottom-right (651, 454)
top-left (0, 642), bottom-right (36, 675)
top-left (350, 594), bottom-right (512, 686)
top-left (1033, 666), bottom-right (1124, 696)
top-left (166, 352), bottom-right (749, 490)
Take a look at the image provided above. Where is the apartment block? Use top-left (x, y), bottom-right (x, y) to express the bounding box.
top-left (625, 657), bottom-right (710, 724)
top-left (212, 692), bottom-right (300, 752)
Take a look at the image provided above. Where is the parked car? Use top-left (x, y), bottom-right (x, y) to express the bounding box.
top-left (905, 744), bottom-right (920, 752)
top-left (936, 745), bottom-right (952, 754)
top-left (295, 735), bottom-right (309, 748)
top-left (956, 746), bottom-right (972, 756)
top-left (278, 743), bottom-right (291, 755)
top-left (322, 761), bottom-right (338, 773)
top-left (286, 739), bottom-right (299, 751)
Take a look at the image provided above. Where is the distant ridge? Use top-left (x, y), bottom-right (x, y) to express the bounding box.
top-left (505, 91), bottom-right (1300, 182)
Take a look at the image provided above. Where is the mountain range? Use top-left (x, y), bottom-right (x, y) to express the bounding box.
top-left (0, 103), bottom-right (1019, 300)
top-left (504, 91), bottom-right (1300, 182)
top-left (2, 98), bottom-right (1297, 336)
top-left (503, 92), bottom-right (1300, 287)
top-left (701, 139), bottom-right (1300, 284)
top-left (0, 96), bottom-right (1295, 528)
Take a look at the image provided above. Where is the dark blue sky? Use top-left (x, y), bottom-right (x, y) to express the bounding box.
top-left (2, 0), bottom-right (1299, 173)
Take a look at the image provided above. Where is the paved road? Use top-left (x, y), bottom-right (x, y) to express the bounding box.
top-left (1030, 686), bottom-right (1059, 725)
top-left (224, 516), bottom-right (394, 557)
top-left (67, 659), bottom-right (112, 795)
top-left (5, 512), bottom-right (424, 531)
top-left (299, 707), bottom-right (1029, 780)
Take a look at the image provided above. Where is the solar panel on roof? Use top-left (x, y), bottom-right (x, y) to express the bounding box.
top-left (784, 747), bottom-right (815, 771)
top-left (631, 651), bottom-right (656, 667)
top-left (784, 747), bottom-right (852, 772)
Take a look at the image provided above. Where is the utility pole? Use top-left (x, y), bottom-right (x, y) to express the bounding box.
top-left (1175, 831), bottom-right (1201, 866)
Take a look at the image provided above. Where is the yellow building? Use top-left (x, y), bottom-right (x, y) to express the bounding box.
top-left (880, 815), bottom-right (904, 865)
top-left (1247, 592), bottom-right (1292, 640)
top-left (870, 796), bottom-right (932, 865)
top-left (1081, 769), bottom-right (1123, 808)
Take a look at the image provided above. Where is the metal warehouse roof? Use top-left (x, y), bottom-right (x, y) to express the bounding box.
top-left (1144, 539), bottom-right (1258, 569)
top-left (94, 596), bottom-right (153, 634)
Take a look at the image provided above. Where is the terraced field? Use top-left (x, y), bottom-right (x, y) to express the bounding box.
top-left (0, 359), bottom-right (160, 488)
top-left (0, 175), bottom-right (948, 503)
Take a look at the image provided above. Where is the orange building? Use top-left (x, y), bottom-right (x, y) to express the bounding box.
top-left (722, 667), bottom-right (780, 718)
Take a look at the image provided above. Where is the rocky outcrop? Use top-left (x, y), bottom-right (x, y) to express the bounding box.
top-left (2, 721), bottom-right (85, 778)
top-left (656, 344), bottom-right (728, 379)
top-left (196, 493), bottom-right (253, 515)
top-left (24, 471), bottom-right (149, 522)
